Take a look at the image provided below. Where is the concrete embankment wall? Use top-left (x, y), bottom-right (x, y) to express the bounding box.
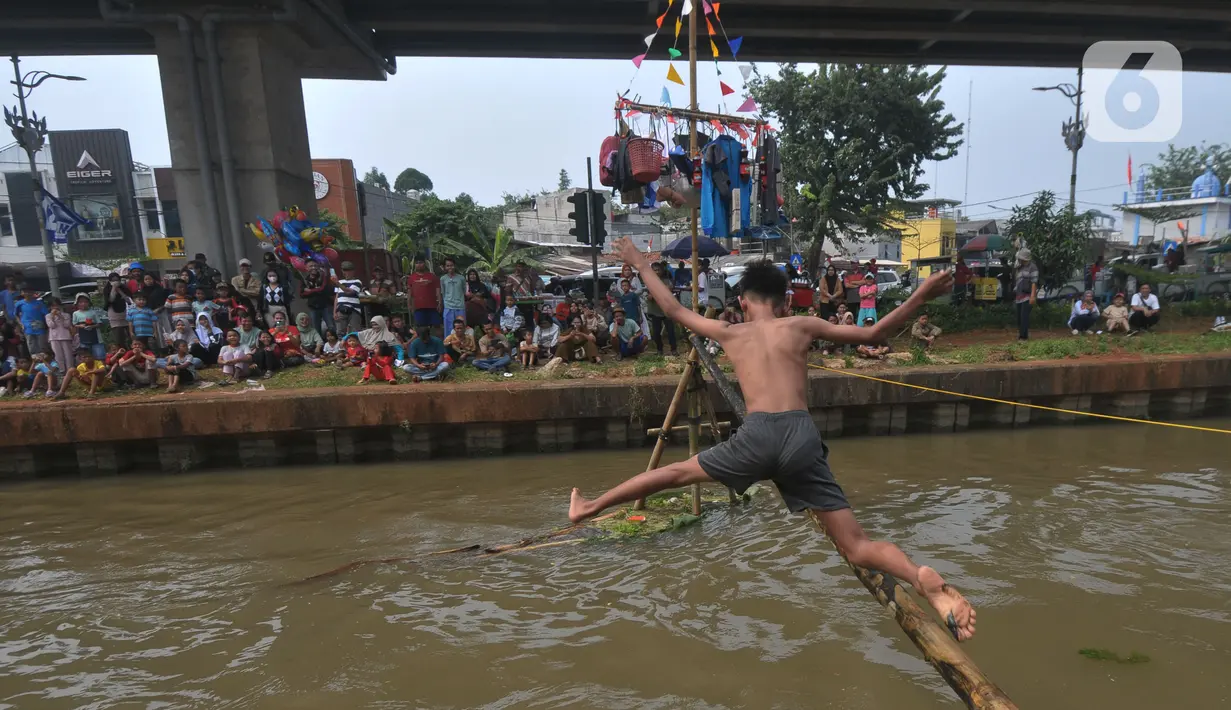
top-left (1, 354), bottom-right (1228, 480)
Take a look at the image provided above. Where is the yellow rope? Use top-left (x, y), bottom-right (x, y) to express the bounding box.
top-left (807, 363), bottom-right (1231, 435)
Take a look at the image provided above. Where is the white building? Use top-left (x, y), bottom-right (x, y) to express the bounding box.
top-left (1118, 165), bottom-right (1231, 247)
top-left (0, 142), bottom-right (66, 266)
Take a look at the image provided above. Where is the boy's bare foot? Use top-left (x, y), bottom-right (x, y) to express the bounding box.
top-left (917, 566), bottom-right (976, 641)
top-left (568, 488), bottom-right (593, 523)
top-left (358, 378), bottom-right (368, 385)
top-left (388, 379), bottom-right (398, 385)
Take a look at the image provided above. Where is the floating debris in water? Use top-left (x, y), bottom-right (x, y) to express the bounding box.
top-left (1078, 648), bottom-right (1151, 664)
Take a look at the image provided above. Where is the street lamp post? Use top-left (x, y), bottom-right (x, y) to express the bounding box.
top-left (1033, 66), bottom-right (1085, 211)
top-left (3, 55), bottom-right (85, 299)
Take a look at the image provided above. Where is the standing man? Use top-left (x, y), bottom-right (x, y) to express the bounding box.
top-left (440, 257), bottom-right (467, 331)
top-left (300, 260), bottom-right (334, 335)
top-left (230, 259), bottom-right (262, 315)
top-left (1129, 283), bottom-right (1161, 334)
top-left (953, 255), bottom-right (973, 304)
top-left (334, 261), bottom-right (365, 336)
top-left (193, 252), bottom-right (222, 297)
top-left (407, 255), bottom-right (442, 336)
top-left (1013, 248), bottom-right (1039, 340)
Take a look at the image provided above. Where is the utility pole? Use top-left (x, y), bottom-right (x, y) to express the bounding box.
top-left (1033, 67), bottom-right (1085, 211)
top-left (4, 55), bottom-right (85, 299)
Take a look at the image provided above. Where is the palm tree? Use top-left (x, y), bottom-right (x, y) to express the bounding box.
top-left (449, 225), bottom-right (552, 275)
top-left (383, 218), bottom-right (469, 272)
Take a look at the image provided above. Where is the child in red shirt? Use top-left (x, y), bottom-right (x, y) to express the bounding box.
top-left (360, 343), bottom-right (397, 384)
top-left (337, 334), bottom-right (368, 368)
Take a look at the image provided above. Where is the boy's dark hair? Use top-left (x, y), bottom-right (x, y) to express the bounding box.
top-left (377, 343), bottom-right (393, 357)
top-left (738, 261), bottom-right (788, 307)
top-left (173, 339), bottom-right (188, 348)
top-left (453, 318), bottom-right (465, 327)
top-left (132, 337), bottom-right (146, 347)
top-left (133, 293), bottom-right (146, 301)
top-left (75, 347), bottom-right (90, 356)
top-left (324, 329), bottom-right (338, 339)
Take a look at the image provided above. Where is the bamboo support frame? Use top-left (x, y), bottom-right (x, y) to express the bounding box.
top-left (632, 355), bottom-right (697, 511)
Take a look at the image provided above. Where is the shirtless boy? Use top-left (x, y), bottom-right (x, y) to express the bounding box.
top-left (569, 237), bottom-right (976, 641)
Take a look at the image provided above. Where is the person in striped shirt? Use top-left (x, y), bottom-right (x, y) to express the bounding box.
top-left (334, 261), bottom-right (365, 337)
top-left (165, 279), bottom-right (195, 328)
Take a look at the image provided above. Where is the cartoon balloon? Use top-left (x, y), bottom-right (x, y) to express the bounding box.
top-left (258, 240), bottom-right (276, 252)
top-left (272, 209), bottom-right (290, 231)
top-left (293, 207), bottom-right (307, 221)
top-left (322, 247), bottom-right (341, 269)
top-left (274, 245), bottom-right (291, 263)
top-left (289, 256), bottom-right (308, 273)
top-left (310, 251), bottom-right (330, 265)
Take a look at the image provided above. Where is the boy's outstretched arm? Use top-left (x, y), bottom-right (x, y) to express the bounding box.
top-left (803, 270), bottom-right (954, 346)
top-left (611, 237), bottom-right (728, 342)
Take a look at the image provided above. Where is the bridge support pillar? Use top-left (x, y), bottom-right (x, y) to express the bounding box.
top-left (152, 25), bottom-right (315, 272)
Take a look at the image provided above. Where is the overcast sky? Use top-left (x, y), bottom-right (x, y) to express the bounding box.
top-left (12, 54), bottom-right (1231, 228)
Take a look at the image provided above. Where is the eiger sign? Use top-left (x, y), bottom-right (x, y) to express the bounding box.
top-left (66, 150), bottom-right (113, 182)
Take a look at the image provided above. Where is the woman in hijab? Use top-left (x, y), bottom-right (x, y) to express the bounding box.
top-left (357, 315), bottom-right (398, 352)
top-left (817, 265), bottom-right (843, 320)
top-left (190, 312), bottom-right (224, 366)
top-left (295, 312), bottom-right (324, 362)
top-left (464, 269), bottom-right (493, 328)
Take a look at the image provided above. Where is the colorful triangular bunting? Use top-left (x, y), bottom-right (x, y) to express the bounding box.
top-left (675, 18), bottom-right (682, 40)
top-left (644, 33), bottom-right (656, 48)
top-left (728, 36), bottom-right (743, 57)
top-left (733, 124), bottom-right (749, 139)
top-left (739, 64), bottom-right (754, 81)
top-left (632, 54), bottom-right (646, 68)
top-left (703, 0), bottom-right (712, 13)
top-left (713, 2), bottom-right (720, 16)
top-left (706, 19), bottom-right (716, 35)
top-left (656, 12), bottom-right (667, 27)
top-left (736, 96), bottom-right (757, 112)
top-left (720, 81), bottom-right (735, 96)
top-left (710, 119), bottom-right (725, 132)
top-left (668, 47), bottom-right (682, 59)
top-left (666, 64), bottom-right (685, 85)
top-left (682, 0), bottom-right (693, 15)
top-left (711, 39), bottom-right (719, 57)
top-left (661, 86), bottom-right (672, 106)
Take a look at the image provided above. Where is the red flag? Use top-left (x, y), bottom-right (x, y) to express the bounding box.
top-left (1127, 153), bottom-right (1133, 185)
top-left (733, 124), bottom-right (749, 139)
top-left (719, 81), bottom-right (735, 96)
top-left (656, 11), bottom-right (667, 27)
top-left (711, 119), bottom-right (725, 133)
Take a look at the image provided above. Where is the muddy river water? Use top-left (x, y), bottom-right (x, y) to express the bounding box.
top-left (2, 422), bottom-right (1229, 708)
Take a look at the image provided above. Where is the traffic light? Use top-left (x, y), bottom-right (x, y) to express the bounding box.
top-left (588, 191), bottom-right (608, 247)
top-left (566, 191), bottom-right (590, 244)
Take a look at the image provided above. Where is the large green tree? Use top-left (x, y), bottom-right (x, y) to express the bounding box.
top-left (1145, 142), bottom-right (1231, 192)
top-left (383, 193), bottom-right (492, 268)
top-left (394, 167), bottom-right (434, 195)
top-left (750, 64), bottom-right (963, 273)
top-left (1004, 191), bottom-right (1093, 290)
top-left (363, 167), bottom-right (390, 191)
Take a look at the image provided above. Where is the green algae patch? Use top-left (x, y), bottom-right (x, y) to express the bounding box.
top-left (1078, 648), bottom-right (1151, 664)
top-left (590, 485), bottom-right (762, 540)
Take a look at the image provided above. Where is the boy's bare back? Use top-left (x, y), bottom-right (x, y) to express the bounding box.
top-left (713, 317), bottom-right (817, 413)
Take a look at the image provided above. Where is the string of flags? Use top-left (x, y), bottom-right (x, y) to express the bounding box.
top-left (630, 0), bottom-right (758, 118)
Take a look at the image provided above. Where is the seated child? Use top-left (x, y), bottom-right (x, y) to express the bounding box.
top-left (337, 333), bottom-right (368, 368)
top-left (518, 330), bottom-right (538, 368)
top-left (360, 343), bottom-right (398, 384)
top-left (54, 347), bottom-right (109, 398)
top-left (163, 338), bottom-right (198, 393)
top-left (1103, 293), bottom-right (1130, 334)
top-left (0, 355), bottom-right (32, 397)
top-left (320, 329), bottom-right (344, 364)
top-left (25, 352), bottom-right (61, 399)
top-left (217, 329), bottom-right (252, 384)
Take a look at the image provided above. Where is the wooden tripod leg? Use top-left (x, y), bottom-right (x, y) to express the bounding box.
top-left (632, 357), bottom-right (697, 510)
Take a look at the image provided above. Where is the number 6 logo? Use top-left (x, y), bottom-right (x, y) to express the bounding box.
top-left (1084, 41), bottom-right (1182, 143)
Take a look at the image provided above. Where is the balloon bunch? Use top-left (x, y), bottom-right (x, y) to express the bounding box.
top-left (246, 205), bottom-right (341, 274)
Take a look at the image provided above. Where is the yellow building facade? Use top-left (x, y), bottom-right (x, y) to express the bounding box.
top-left (888, 211), bottom-right (958, 278)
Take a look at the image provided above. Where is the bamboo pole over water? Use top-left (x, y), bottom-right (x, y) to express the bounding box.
top-left (686, 1), bottom-right (703, 517)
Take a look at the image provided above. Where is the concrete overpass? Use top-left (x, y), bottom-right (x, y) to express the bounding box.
top-left (3, 0), bottom-right (1229, 274)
